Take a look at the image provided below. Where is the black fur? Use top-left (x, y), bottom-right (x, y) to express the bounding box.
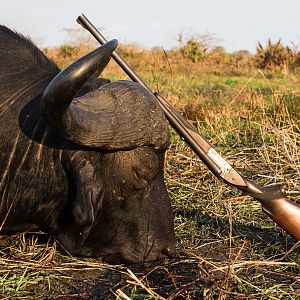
top-left (0, 26), bottom-right (175, 263)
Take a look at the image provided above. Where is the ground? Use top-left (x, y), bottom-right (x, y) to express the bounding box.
top-left (0, 43), bottom-right (300, 299)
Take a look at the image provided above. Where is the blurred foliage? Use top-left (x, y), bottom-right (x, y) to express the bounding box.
top-left (254, 39), bottom-right (300, 71)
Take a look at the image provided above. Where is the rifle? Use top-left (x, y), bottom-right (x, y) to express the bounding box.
top-left (77, 14), bottom-right (300, 241)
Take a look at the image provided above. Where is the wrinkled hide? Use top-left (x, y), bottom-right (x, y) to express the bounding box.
top-left (0, 26), bottom-right (175, 263)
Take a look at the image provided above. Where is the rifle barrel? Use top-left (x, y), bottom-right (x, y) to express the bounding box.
top-left (77, 15), bottom-right (148, 90)
top-left (76, 14), bottom-right (300, 241)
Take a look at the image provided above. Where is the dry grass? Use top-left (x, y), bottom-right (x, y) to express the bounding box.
top-left (0, 41), bottom-right (300, 299)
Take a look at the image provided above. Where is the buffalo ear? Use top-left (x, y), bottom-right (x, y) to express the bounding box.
top-left (71, 186), bottom-right (95, 238)
top-left (53, 157), bottom-right (104, 254)
top-left (60, 155), bottom-right (104, 241)
top-left (68, 158), bottom-right (104, 239)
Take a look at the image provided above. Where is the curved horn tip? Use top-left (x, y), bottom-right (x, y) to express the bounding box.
top-left (105, 39), bottom-right (118, 52)
top-left (40, 38), bottom-right (118, 139)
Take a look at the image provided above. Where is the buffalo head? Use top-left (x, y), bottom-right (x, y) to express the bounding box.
top-left (40, 40), bottom-right (175, 263)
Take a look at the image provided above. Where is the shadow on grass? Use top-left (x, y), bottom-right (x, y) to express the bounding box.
top-left (176, 209), bottom-right (299, 252)
top-left (88, 261), bottom-right (210, 299)
top-left (41, 261), bottom-right (209, 299)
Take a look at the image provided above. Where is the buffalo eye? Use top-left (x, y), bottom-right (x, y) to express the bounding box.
top-left (132, 167), bottom-right (148, 188)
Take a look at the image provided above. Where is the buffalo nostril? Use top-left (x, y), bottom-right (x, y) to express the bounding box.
top-left (160, 246), bottom-right (175, 258)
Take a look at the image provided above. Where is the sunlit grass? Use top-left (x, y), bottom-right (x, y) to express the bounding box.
top-left (0, 42), bottom-right (299, 298)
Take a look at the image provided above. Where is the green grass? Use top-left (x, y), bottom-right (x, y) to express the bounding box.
top-left (0, 45), bottom-right (300, 299)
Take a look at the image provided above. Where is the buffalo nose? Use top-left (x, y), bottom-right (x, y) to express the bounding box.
top-left (160, 246), bottom-right (176, 259)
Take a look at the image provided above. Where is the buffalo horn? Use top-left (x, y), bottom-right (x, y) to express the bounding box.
top-left (41, 40), bottom-right (118, 141)
top-left (41, 39), bottom-right (169, 150)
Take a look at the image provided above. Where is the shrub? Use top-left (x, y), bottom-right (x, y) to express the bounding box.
top-left (59, 44), bottom-right (77, 58)
top-left (180, 37), bottom-right (207, 62)
top-left (253, 39), bottom-right (296, 71)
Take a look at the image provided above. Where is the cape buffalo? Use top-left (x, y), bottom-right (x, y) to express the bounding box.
top-left (0, 26), bottom-right (175, 263)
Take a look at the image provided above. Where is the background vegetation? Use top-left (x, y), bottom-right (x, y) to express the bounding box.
top-left (1, 34), bottom-right (300, 299)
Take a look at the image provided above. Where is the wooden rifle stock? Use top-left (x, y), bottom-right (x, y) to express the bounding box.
top-left (77, 14), bottom-right (300, 240)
